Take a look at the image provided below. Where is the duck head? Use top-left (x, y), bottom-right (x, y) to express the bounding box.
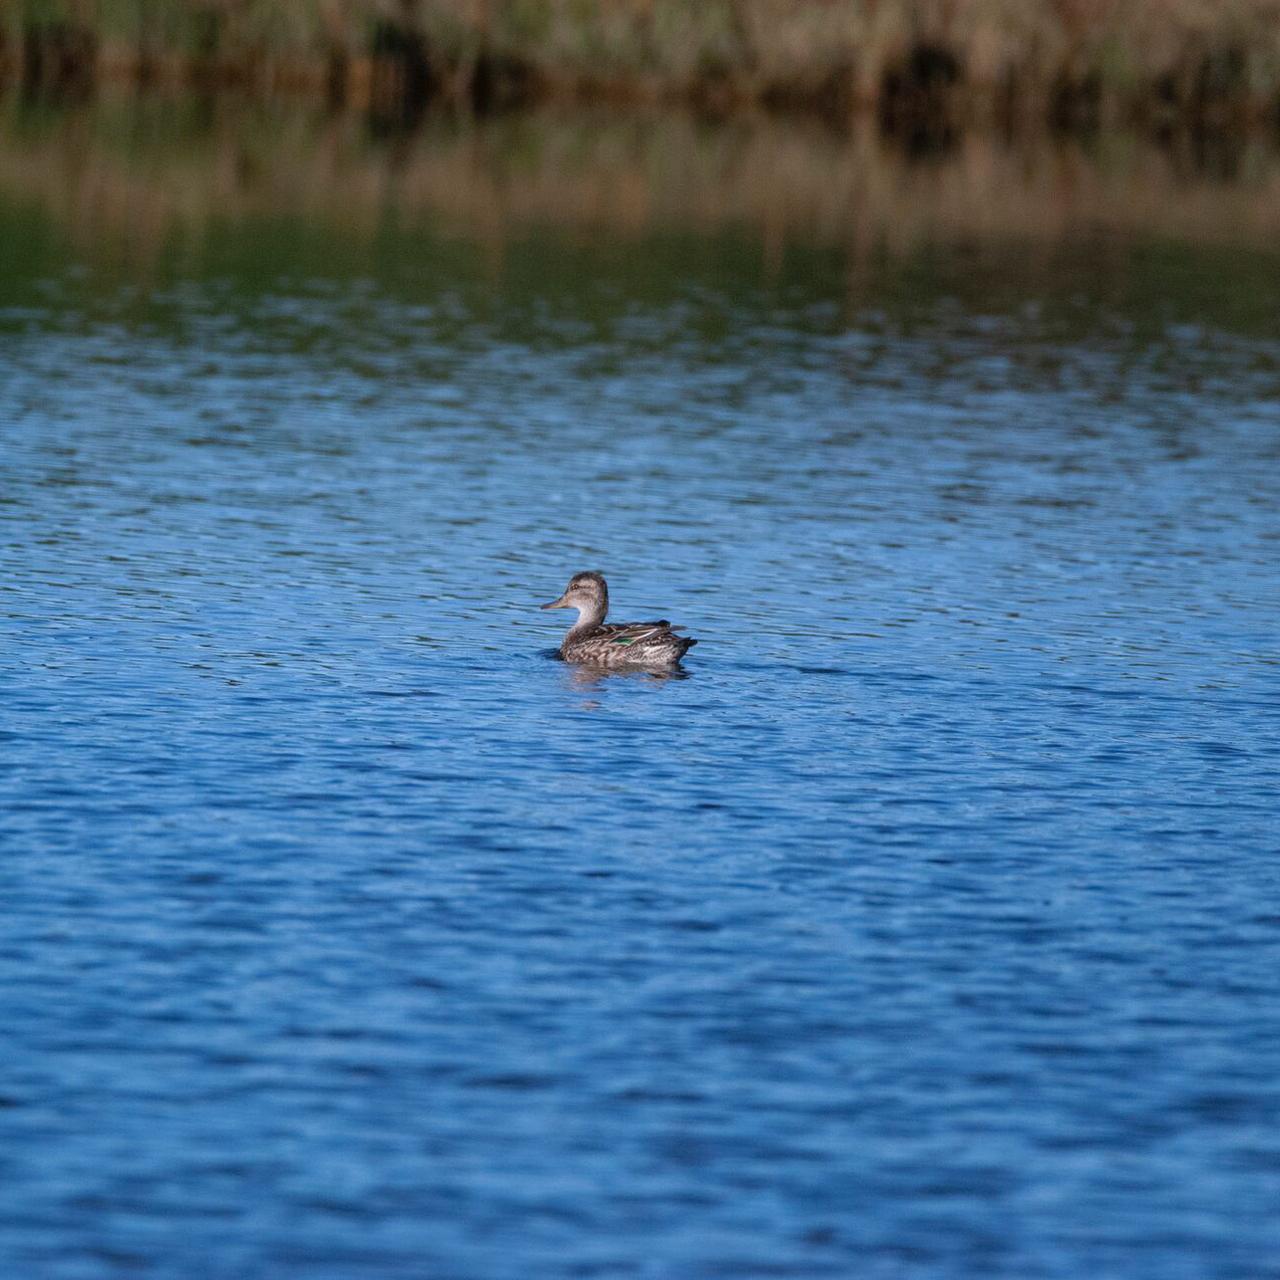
top-left (541, 571), bottom-right (609, 627)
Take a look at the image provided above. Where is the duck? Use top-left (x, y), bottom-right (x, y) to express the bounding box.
top-left (541, 571), bottom-right (697, 668)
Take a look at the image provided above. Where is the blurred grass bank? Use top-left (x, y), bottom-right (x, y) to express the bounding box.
top-left (4, 94), bottom-right (1280, 325)
top-left (5, 1), bottom-right (1280, 130)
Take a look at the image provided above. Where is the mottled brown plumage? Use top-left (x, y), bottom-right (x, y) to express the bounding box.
top-left (540, 571), bottom-right (697, 668)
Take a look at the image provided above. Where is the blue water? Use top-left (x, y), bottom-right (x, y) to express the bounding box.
top-left (3, 240), bottom-right (1280, 1279)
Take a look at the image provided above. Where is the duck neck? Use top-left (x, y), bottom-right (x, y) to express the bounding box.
top-left (567, 598), bottom-right (607, 638)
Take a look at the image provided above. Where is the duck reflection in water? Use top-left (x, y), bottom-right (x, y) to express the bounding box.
top-left (559, 661), bottom-right (689, 710)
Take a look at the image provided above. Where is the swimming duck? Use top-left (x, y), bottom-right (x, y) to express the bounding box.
top-left (541, 571), bottom-right (697, 668)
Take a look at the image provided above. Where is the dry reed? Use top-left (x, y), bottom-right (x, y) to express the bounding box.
top-left (3, 1), bottom-right (1280, 128)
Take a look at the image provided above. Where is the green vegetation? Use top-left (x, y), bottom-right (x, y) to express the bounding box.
top-left (4, 1), bottom-right (1280, 127)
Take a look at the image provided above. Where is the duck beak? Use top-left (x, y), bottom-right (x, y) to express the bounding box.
top-left (541, 592), bottom-right (569, 610)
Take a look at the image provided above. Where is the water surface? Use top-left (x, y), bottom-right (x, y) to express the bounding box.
top-left (2, 108), bottom-right (1280, 1280)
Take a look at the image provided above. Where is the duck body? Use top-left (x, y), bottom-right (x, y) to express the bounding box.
top-left (541, 571), bottom-right (697, 668)
top-left (562, 619), bottom-right (696, 668)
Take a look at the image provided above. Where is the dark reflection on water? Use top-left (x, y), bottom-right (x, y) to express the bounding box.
top-left (2, 109), bottom-right (1280, 1280)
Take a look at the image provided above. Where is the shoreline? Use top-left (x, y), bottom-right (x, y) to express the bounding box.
top-left (5, 2), bottom-right (1280, 133)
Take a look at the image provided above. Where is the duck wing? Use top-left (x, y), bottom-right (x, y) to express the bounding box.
top-left (598, 620), bottom-right (669, 638)
top-left (597, 620), bottom-right (695, 649)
